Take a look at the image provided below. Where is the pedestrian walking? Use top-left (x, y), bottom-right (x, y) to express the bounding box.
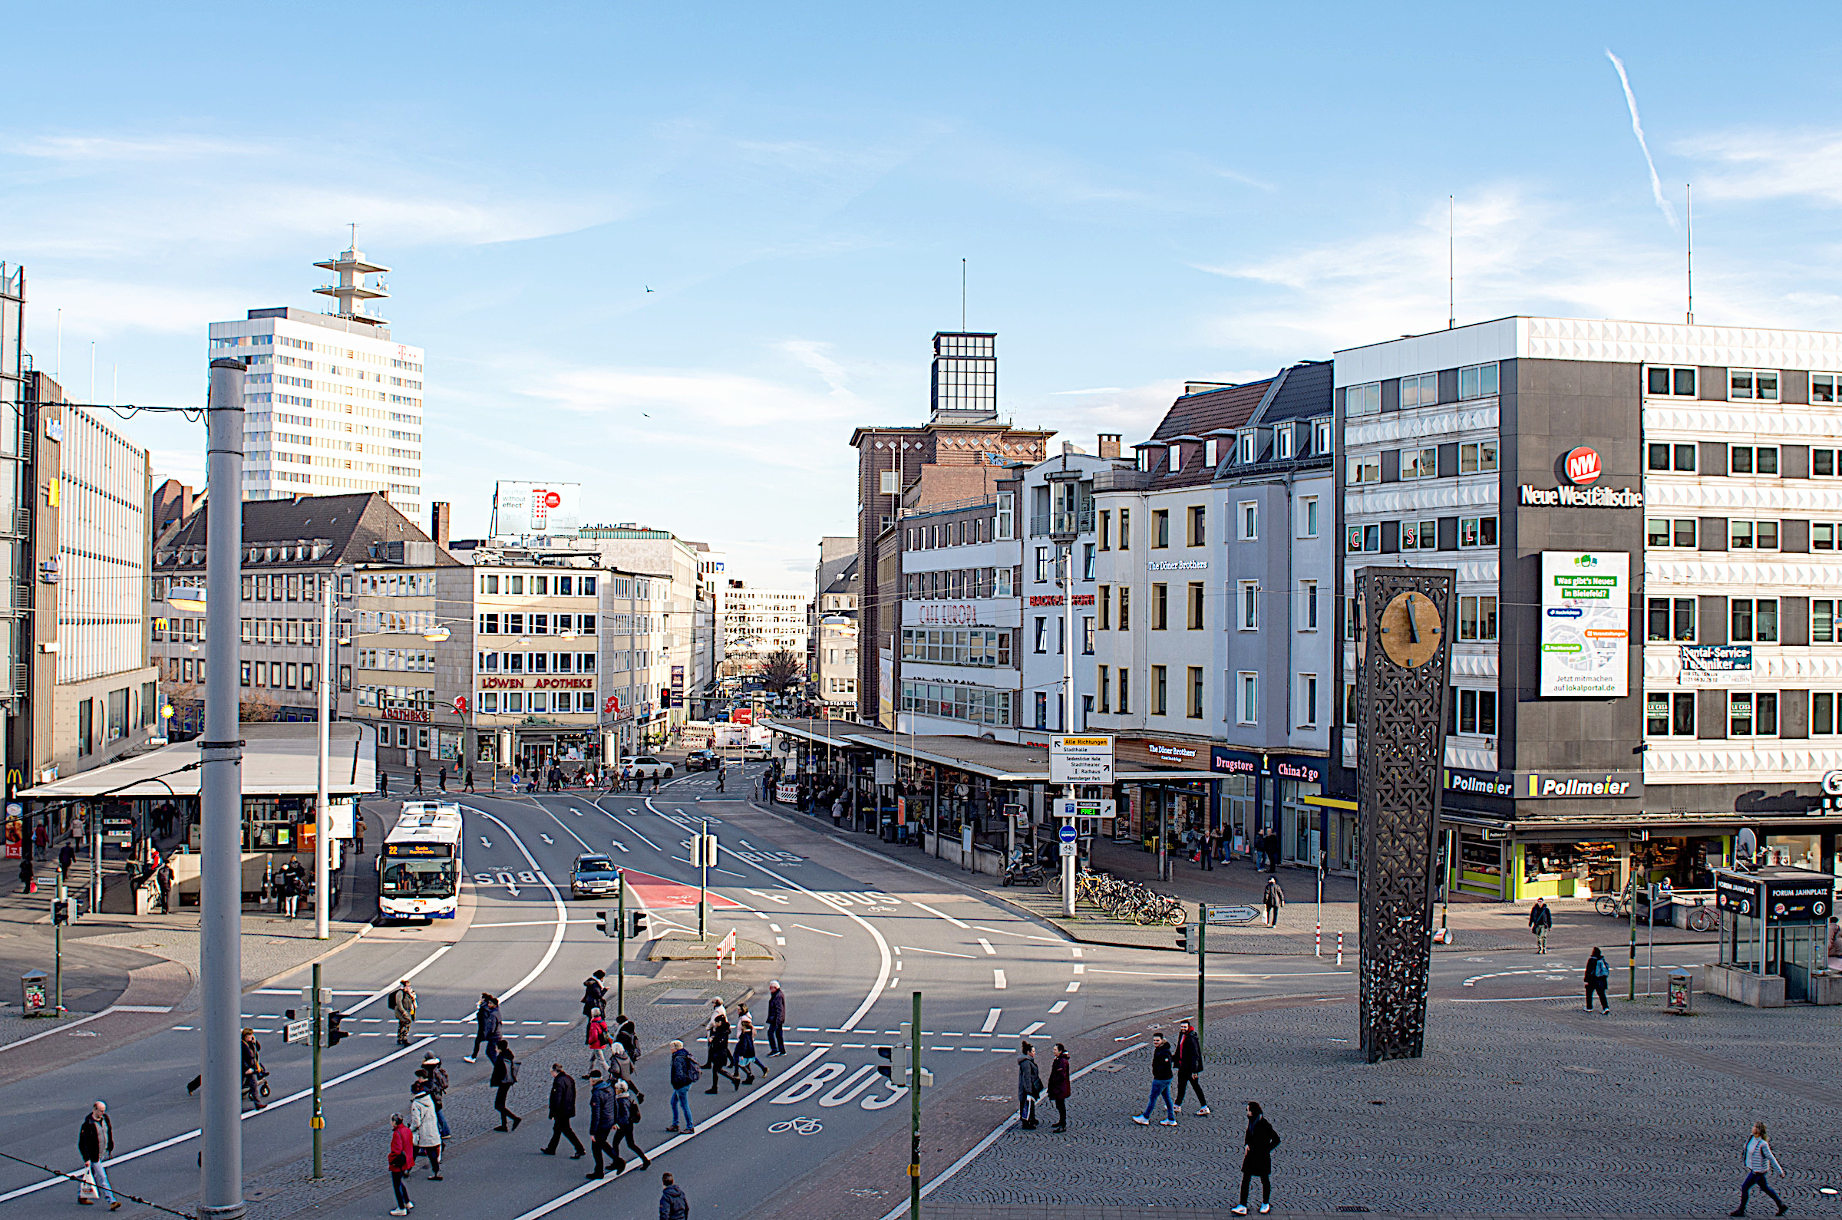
top-left (716, 765), bottom-right (725, 794)
top-left (420, 1053), bottom-right (451, 1140)
top-left (540, 1063), bottom-right (586, 1158)
top-left (1016, 1041), bottom-right (1044, 1129)
top-left (702, 1001), bottom-right (739, 1092)
top-left (1173, 1019), bottom-right (1210, 1116)
top-left (387, 1113), bottom-right (415, 1216)
top-left (609, 1041), bottom-right (644, 1103)
top-left (659, 1172), bottom-right (690, 1220)
top-left (766, 981), bottom-right (787, 1056)
top-left (1730, 1120), bottom-right (1787, 1216)
top-left (615, 1012), bottom-right (640, 1064)
top-left (586, 1071), bottom-right (622, 1179)
top-left (1584, 947), bottom-right (1611, 1012)
top-left (1132, 1032), bottom-right (1177, 1126)
top-left (585, 1009), bottom-right (613, 1078)
top-left (380, 771), bottom-right (390, 798)
top-left (464, 768), bottom-right (475, 793)
top-left (732, 1004), bottom-right (768, 1084)
top-left (413, 765), bottom-right (424, 794)
top-left (581, 970), bottom-right (610, 1020)
top-left (1047, 1044), bottom-right (1071, 1132)
top-left (1263, 875), bottom-right (1286, 927)
top-left (490, 1043), bottom-right (522, 1131)
top-left (668, 1040), bottom-right (699, 1134)
top-left (409, 1078), bottom-right (443, 1180)
top-left (1529, 896), bottom-right (1553, 954)
top-left (242, 1027), bottom-right (268, 1110)
top-left (155, 861), bottom-right (174, 913)
top-left (354, 814), bottom-right (366, 857)
top-left (391, 980), bottom-right (418, 1045)
top-left (466, 993), bottom-right (501, 1062)
top-left (58, 841), bottom-right (75, 880)
top-left (77, 1100), bottom-right (119, 1210)
top-left (1231, 1100), bottom-right (1281, 1215)
top-left (613, 1080), bottom-right (651, 1168)
top-left (437, 766), bottom-right (447, 792)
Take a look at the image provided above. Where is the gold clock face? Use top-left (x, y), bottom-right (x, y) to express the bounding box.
top-left (1378, 591), bottom-right (1442, 668)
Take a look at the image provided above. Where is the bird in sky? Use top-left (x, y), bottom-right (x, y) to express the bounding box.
top-left (644, 285), bottom-right (654, 293)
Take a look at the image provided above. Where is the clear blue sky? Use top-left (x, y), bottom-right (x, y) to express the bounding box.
top-left (6, 2), bottom-right (1840, 585)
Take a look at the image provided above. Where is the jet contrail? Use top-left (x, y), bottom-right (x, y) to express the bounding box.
top-left (1606, 49), bottom-right (1678, 228)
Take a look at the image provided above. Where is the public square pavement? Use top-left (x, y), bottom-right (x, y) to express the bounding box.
top-left (931, 993), bottom-right (1842, 1217)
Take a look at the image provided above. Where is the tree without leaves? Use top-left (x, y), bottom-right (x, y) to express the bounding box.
top-left (759, 649), bottom-right (805, 693)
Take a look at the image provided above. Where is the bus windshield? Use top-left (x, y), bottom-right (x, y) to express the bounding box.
top-left (382, 858), bottom-right (458, 898)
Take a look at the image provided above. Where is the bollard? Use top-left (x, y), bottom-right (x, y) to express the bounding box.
top-left (1315, 924), bottom-right (1321, 957)
top-left (1336, 931), bottom-right (1343, 967)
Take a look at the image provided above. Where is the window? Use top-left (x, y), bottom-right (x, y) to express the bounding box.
top-left (1347, 523), bottom-right (1381, 553)
top-left (1237, 672), bottom-right (1258, 724)
top-left (1731, 598), bottom-right (1779, 643)
top-left (1187, 582), bottom-right (1204, 630)
top-left (1152, 509), bottom-right (1169, 549)
top-left (1184, 666), bottom-right (1204, 719)
top-left (1314, 419), bottom-right (1333, 455)
top-left (240, 661), bottom-right (251, 687)
top-left (1097, 586), bottom-right (1110, 630)
top-left (1118, 509), bottom-right (1130, 548)
top-left (1302, 580), bottom-right (1320, 630)
top-left (1098, 511), bottom-right (1111, 549)
top-left (1730, 692), bottom-right (1778, 737)
top-left (1097, 665), bottom-right (1110, 713)
top-left (1191, 504), bottom-right (1208, 546)
top-left (1646, 365), bottom-right (1697, 398)
top-left (1168, 444), bottom-right (1182, 473)
top-left (1646, 518), bottom-right (1699, 548)
top-left (1152, 583), bottom-right (1169, 630)
top-left (1349, 456), bottom-right (1381, 484)
top-left (1729, 520), bottom-right (1780, 550)
top-left (1229, 501), bottom-right (1254, 540)
top-left (1459, 441), bottom-right (1498, 474)
top-left (1458, 516), bottom-right (1498, 548)
top-left (1459, 595), bottom-right (1498, 642)
top-left (1275, 428), bottom-right (1295, 459)
top-left (1729, 445), bottom-right (1779, 475)
top-left (1346, 381), bottom-right (1381, 417)
top-left (1729, 369), bottom-right (1780, 401)
top-left (1152, 665), bottom-right (1168, 716)
top-left (1400, 372), bottom-right (1438, 408)
top-left (1117, 667), bottom-right (1131, 714)
top-left (1238, 433), bottom-right (1257, 464)
top-left (1647, 442), bottom-right (1698, 472)
top-left (1300, 496), bottom-right (1319, 537)
top-left (1647, 597), bottom-right (1696, 642)
top-left (1813, 449), bottom-right (1840, 478)
top-left (1035, 691), bottom-right (1049, 730)
top-left (1239, 581), bottom-right (1258, 630)
top-left (1034, 547), bottom-right (1050, 583)
top-left (1401, 447), bottom-right (1437, 479)
top-left (1400, 519), bottom-right (1437, 550)
top-left (1646, 691), bottom-right (1697, 735)
top-left (1458, 362), bottom-right (1500, 400)
top-left (1083, 616), bottom-right (1095, 655)
top-left (1298, 673), bottom-right (1319, 727)
top-left (1033, 617), bottom-right (1048, 654)
top-left (1118, 587), bottom-right (1130, 630)
top-left (996, 492), bottom-right (1014, 540)
top-left (1205, 438), bottom-right (1220, 467)
top-left (1083, 542), bottom-right (1096, 580)
top-left (1814, 599), bottom-right (1839, 644)
top-left (1451, 687), bottom-right (1498, 736)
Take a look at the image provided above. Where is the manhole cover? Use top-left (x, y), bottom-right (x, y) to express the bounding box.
top-left (1093, 1063), bottom-right (1126, 1072)
top-left (653, 988), bottom-right (706, 1005)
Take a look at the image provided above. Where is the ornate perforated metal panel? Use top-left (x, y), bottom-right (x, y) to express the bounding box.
top-left (1354, 566), bottom-right (1456, 1063)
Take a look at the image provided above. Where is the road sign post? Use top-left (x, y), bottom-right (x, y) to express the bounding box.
top-left (1050, 736), bottom-right (1113, 919)
top-left (311, 962), bottom-right (323, 1180)
top-left (616, 871), bottom-right (627, 1018)
top-left (910, 990), bottom-right (921, 1220)
top-left (1197, 914), bottom-right (1207, 1053)
top-left (699, 821), bottom-right (712, 940)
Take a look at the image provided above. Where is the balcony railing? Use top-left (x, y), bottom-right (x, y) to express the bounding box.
top-left (1029, 507), bottom-right (1095, 538)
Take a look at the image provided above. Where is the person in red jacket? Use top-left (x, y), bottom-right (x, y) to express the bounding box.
top-left (387, 1113), bottom-right (415, 1216)
top-left (585, 1010), bottom-right (612, 1079)
top-left (1047, 1043), bottom-right (1072, 1132)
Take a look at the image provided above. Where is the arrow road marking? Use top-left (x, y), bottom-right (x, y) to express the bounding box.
top-left (610, 840), bottom-right (629, 853)
top-left (480, 836), bottom-right (492, 848)
top-left (540, 833), bottom-right (554, 844)
top-left (981, 1008), bottom-right (1001, 1033)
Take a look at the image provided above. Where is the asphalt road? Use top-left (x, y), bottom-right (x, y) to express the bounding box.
top-left (0, 765), bottom-right (1608, 1219)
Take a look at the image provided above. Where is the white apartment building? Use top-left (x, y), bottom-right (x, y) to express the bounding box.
top-left (722, 580), bottom-right (811, 675)
top-left (813, 536), bottom-right (859, 714)
top-left (208, 246), bottom-right (424, 518)
top-left (896, 492), bottom-right (1022, 737)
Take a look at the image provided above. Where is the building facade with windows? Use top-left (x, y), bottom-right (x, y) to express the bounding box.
top-left (720, 580), bottom-right (811, 676)
top-left (1333, 316), bottom-right (1842, 901)
top-left (208, 246), bottom-right (424, 518)
top-left (812, 536), bottom-right (860, 714)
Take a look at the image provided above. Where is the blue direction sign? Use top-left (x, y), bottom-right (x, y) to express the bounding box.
top-left (1059, 824), bottom-right (1078, 844)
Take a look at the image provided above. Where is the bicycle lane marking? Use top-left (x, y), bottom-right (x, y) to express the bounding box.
top-left (507, 1046), bottom-right (831, 1220)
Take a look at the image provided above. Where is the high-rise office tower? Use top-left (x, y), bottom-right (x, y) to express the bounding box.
top-left (208, 245), bottom-right (425, 518)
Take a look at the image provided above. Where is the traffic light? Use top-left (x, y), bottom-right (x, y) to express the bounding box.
top-left (876, 1044), bottom-right (909, 1086)
top-left (596, 911), bottom-right (613, 938)
top-left (1176, 923), bottom-right (1193, 953)
top-left (326, 1010), bottom-right (347, 1047)
top-left (629, 910), bottom-right (649, 939)
top-left (52, 895), bottom-right (77, 925)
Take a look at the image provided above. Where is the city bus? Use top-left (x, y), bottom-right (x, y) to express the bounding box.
top-left (378, 801), bottom-right (465, 920)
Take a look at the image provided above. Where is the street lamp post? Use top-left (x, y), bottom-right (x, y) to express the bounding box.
top-left (315, 575), bottom-right (335, 940)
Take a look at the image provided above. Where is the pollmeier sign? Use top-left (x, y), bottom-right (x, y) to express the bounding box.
top-left (1517, 770), bottom-right (1642, 799)
top-left (1050, 735), bottom-right (1114, 785)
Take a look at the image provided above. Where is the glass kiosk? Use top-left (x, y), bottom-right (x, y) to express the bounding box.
top-left (1709, 867), bottom-right (1839, 1006)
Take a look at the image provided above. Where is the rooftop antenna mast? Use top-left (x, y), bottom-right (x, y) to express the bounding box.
top-left (1448, 195), bottom-right (1456, 330)
top-left (1685, 184), bottom-right (1695, 326)
top-left (961, 258), bottom-right (967, 331)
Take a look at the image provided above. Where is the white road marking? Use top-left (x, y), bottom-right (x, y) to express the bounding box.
top-left (1084, 967), bottom-right (1352, 980)
top-left (981, 1008), bottom-right (1002, 1033)
top-left (914, 901), bottom-right (970, 929)
top-left (472, 918), bottom-right (600, 929)
top-left (1072, 964), bottom-right (1085, 974)
top-left (1065, 981), bottom-right (1079, 992)
top-left (1048, 1001), bottom-right (1067, 1014)
top-left (792, 922), bottom-right (844, 938)
top-left (1019, 1021), bottom-right (1044, 1037)
top-left (1070, 946), bottom-right (1083, 958)
top-left (610, 840), bottom-right (629, 853)
top-left (769, 923), bottom-right (783, 932)
top-left (592, 798), bottom-right (662, 851)
top-left (993, 969), bottom-right (1007, 990)
top-left (480, 835), bottom-right (492, 847)
top-left (776, 937), bottom-right (786, 946)
top-left (973, 923), bottom-right (1059, 942)
top-left (976, 938), bottom-right (996, 956)
top-left (896, 945), bottom-right (976, 959)
top-left (540, 833), bottom-right (554, 844)
top-left (0, 1003), bottom-right (174, 1054)
top-left (468, 808), bottom-right (571, 1005)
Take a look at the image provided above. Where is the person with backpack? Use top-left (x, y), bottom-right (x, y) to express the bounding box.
top-left (420, 1054), bottom-right (451, 1141)
top-left (1131, 1032), bottom-right (1177, 1126)
top-left (765, 981), bottom-right (787, 1057)
top-left (613, 1080), bottom-right (651, 1168)
top-left (1584, 947), bottom-right (1612, 1012)
top-left (1730, 1120), bottom-right (1787, 1216)
top-left (490, 1042), bottom-right (521, 1131)
top-left (668, 1039), bottom-right (699, 1134)
top-left (1232, 1100), bottom-right (1280, 1214)
top-left (1047, 1044), bottom-right (1072, 1132)
top-left (391, 980), bottom-right (418, 1046)
top-left (1016, 1041), bottom-right (1044, 1129)
top-left (387, 1113), bottom-right (415, 1216)
top-left (408, 1077), bottom-right (443, 1180)
top-left (1173, 1018), bottom-right (1210, 1116)
top-left (1529, 897), bottom-right (1554, 955)
top-left (584, 1008), bottom-right (614, 1078)
top-left (586, 1070), bottom-right (621, 1179)
top-left (615, 1012), bottom-right (641, 1063)
top-left (702, 1002), bottom-right (739, 1093)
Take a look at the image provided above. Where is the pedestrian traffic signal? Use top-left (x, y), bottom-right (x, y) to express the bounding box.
top-left (326, 1010), bottom-right (347, 1047)
top-left (629, 910), bottom-right (649, 939)
top-left (52, 896), bottom-right (76, 925)
top-left (596, 911), bottom-right (613, 938)
top-left (876, 1043), bottom-right (909, 1086)
top-left (1176, 923), bottom-right (1194, 953)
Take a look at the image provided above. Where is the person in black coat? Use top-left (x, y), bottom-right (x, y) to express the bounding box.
top-left (702, 1003), bottom-right (739, 1093)
top-left (1173, 1019), bottom-right (1209, 1115)
top-left (78, 1101), bottom-right (119, 1209)
top-left (765, 981), bottom-right (787, 1056)
top-left (490, 1043), bottom-right (521, 1131)
top-left (1233, 1100), bottom-right (1280, 1215)
top-left (241, 1028), bottom-right (267, 1109)
top-left (582, 971), bottom-right (610, 1020)
top-left (466, 994), bottom-right (501, 1063)
top-left (615, 1013), bottom-right (640, 1063)
top-left (541, 1063), bottom-right (585, 1157)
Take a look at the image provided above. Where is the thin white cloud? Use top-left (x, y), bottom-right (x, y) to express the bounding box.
top-left (1679, 128), bottom-right (1842, 208)
top-left (1605, 50), bottom-right (1679, 229)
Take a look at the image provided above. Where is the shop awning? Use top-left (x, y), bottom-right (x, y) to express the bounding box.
top-left (763, 717), bottom-right (892, 751)
top-left (20, 723), bottom-right (375, 801)
top-left (785, 727), bottom-right (1216, 785)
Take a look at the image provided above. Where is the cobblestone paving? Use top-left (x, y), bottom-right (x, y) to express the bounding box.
top-left (935, 996), bottom-right (1842, 1216)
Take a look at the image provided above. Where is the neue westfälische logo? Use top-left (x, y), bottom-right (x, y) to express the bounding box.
top-left (1565, 446), bottom-right (1602, 485)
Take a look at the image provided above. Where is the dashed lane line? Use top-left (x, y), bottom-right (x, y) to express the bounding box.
top-left (914, 901), bottom-right (971, 929)
top-left (993, 969), bottom-right (1007, 990)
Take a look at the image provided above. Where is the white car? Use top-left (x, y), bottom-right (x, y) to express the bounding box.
top-left (621, 755), bottom-right (675, 780)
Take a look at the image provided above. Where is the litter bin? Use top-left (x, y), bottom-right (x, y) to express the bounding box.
top-left (21, 968), bottom-right (48, 1016)
top-left (1667, 969), bottom-right (1693, 1014)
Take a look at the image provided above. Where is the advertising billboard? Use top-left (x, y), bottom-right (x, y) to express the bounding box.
top-left (492, 481), bottom-right (583, 538)
top-left (1539, 551), bottom-right (1629, 697)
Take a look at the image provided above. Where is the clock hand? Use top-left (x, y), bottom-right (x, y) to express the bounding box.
top-left (1405, 596), bottom-right (1420, 645)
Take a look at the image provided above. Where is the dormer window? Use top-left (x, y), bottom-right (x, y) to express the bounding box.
top-left (1314, 420), bottom-right (1333, 454)
top-left (1275, 428), bottom-right (1295, 459)
top-left (1136, 447), bottom-right (1153, 472)
top-left (1238, 433), bottom-right (1256, 464)
top-left (1205, 438), bottom-right (1220, 467)
top-left (1169, 444), bottom-right (1182, 473)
